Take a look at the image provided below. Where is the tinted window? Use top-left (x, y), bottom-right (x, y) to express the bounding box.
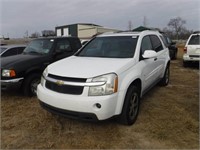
top-left (77, 36), bottom-right (138, 58)
top-left (188, 35), bottom-right (200, 45)
top-left (18, 47), bottom-right (26, 54)
top-left (160, 35), bottom-right (168, 47)
top-left (72, 39), bottom-right (82, 50)
top-left (0, 47), bottom-right (7, 54)
top-left (141, 36), bottom-right (153, 54)
top-left (56, 39), bottom-right (72, 52)
top-left (2, 48), bottom-right (18, 57)
top-left (150, 35), bottom-right (163, 52)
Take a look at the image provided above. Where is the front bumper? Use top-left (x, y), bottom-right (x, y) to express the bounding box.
top-left (1, 78), bottom-right (24, 90)
top-left (183, 54), bottom-right (200, 62)
top-left (37, 84), bottom-right (119, 121)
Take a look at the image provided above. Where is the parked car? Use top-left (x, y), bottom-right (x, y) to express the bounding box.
top-left (183, 32), bottom-right (200, 67)
top-left (1, 37), bottom-right (82, 96)
top-left (37, 30), bottom-right (170, 125)
top-left (0, 45), bottom-right (26, 57)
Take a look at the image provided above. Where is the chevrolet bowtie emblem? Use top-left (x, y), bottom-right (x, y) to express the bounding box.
top-left (56, 80), bottom-right (64, 86)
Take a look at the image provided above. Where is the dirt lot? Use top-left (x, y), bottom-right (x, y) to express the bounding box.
top-left (1, 45), bottom-right (199, 149)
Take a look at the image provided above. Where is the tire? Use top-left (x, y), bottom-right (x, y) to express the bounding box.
top-left (23, 73), bottom-right (41, 97)
top-left (119, 86), bottom-right (140, 125)
top-left (172, 51), bottom-right (177, 60)
top-left (174, 51), bottom-right (177, 60)
top-left (183, 61), bottom-right (189, 67)
top-left (159, 65), bottom-right (170, 86)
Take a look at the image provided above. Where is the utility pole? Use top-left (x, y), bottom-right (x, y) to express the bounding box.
top-left (25, 30), bottom-right (28, 38)
top-left (128, 20), bottom-right (133, 31)
top-left (143, 16), bottom-right (147, 27)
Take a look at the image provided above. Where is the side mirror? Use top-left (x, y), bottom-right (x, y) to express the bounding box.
top-left (171, 41), bottom-right (176, 45)
top-left (142, 50), bottom-right (157, 59)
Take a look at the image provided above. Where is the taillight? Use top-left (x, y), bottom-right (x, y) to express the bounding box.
top-left (184, 47), bottom-right (187, 53)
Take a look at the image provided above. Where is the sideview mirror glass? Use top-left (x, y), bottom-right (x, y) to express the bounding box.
top-left (142, 50), bottom-right (157, 59)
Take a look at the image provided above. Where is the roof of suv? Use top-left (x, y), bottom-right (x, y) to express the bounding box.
top-left (97, 30), bottom-right (160, 37)
top-left (34, 36), bottom-right (80, 40)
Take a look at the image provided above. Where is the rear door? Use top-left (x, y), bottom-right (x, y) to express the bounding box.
top-left (187, 34), bottom-right (200, 56)
top-left (150, 35), bottom-right (167, 80)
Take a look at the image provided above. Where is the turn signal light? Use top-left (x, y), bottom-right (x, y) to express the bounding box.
top-left (184, 47), bottom-right (187, 53)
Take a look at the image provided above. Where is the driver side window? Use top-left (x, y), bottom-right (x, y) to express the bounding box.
top-left (141, 36), bottom-right (153, 54)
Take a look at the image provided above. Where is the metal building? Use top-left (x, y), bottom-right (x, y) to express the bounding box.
top-left (55, 23), bottom-right (120, 39)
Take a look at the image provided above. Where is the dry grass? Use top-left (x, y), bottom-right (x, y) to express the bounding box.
top-left (1, 46), bottom-right (199, 149)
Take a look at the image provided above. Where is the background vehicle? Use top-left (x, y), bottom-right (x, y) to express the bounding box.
top-left (0, 45), bottom-right (26, 57)
top-left (1, 37), bottom-right (82, 96)
top-left (183, 32), bottom-right (200, 67)
top-left (37, 31), bottom-right (170, 125)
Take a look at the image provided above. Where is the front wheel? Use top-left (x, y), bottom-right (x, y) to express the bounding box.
top-left (119, 86), bottom-right (140, 125)
top-left (23, 74), bottom-right (41, 97)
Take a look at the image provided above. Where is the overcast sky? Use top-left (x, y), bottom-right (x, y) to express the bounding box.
top-left (0, 0), bottom-right (199, 38)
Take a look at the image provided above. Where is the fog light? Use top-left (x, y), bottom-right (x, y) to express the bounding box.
top-left (96, 103), bottom-right (101, 109)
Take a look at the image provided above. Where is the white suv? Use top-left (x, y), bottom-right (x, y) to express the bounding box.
top-left (183, 32), bottom-right (200, 67)
top-left (37, 30), bottom-right (170, 125)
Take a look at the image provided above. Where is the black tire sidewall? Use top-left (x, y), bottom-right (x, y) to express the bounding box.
top-left (23, 74), bottom-right (41, 96)
top-left (159, 65), bottom-right (170, 86)
top-left (119, 86), bottom-right (140, 125)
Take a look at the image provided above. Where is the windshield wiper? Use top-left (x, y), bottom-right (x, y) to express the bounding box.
top-left (25, 51), bottom-right (44, 55)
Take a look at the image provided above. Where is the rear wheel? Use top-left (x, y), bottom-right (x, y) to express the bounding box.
top-left (172, 51), bottom-right (177, 60)
top-left (119, 86), bottom-right (140, 125)
top-left (159, 65), bottom-right (170, 86)
top-left (23, 74), bottom-right (41, 97)
top-left (183, 61), bottom-right (189, 67)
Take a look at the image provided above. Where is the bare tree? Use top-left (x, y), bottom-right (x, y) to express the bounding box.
top-left (30, 32), bottom-right (40, 38)
top-left (168, 17), bottom-right (186, 40)
top-left (42, 30), bottom-right (55, 37)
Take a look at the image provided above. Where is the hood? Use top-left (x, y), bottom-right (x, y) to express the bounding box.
top-left (47, 56), bottom-right (135, 78)
top-left (1, 54), bottom-right (48, 68)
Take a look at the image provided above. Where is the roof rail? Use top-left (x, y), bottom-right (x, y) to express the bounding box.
top-left (193, 31), bottom-right (200, 34)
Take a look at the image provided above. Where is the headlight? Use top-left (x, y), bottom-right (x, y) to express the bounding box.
top-left (43, 68), bottom-right (48, 77)
top-left (41, 68), bottom-right (48, 87)
top-left (41, 76), bottom-right (45, 87)
top-left (2, 69), bottom-right (16, 77)
top-left (89, 73), bottom-right (118, 96)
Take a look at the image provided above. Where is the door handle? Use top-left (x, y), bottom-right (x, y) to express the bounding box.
top-left (154, 58), bottom-right (157, 61)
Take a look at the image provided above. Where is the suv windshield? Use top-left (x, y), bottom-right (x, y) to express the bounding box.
top-left (24, 39), bottom-right (54, 55)
top-left (76, 36), bottom-right (138, 58)
top-left (188, 35), bottom-right (200, 45)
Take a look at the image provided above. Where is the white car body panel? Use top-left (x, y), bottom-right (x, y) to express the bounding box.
top-left (47, 56), bottom-right (135, 78)
top-left (37, 31), bottom-right (170, 121)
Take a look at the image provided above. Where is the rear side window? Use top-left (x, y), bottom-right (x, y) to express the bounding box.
top-left (18, 47), bottom-right (26, 54)
top-left (2, 48), bottom-right (18, 57)
top-left (160, 35), bottom-right (168, 47)
top-left (188, 35), bottom-right (200, 45)
top-left (150, 35), bottom-right (163, 52)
